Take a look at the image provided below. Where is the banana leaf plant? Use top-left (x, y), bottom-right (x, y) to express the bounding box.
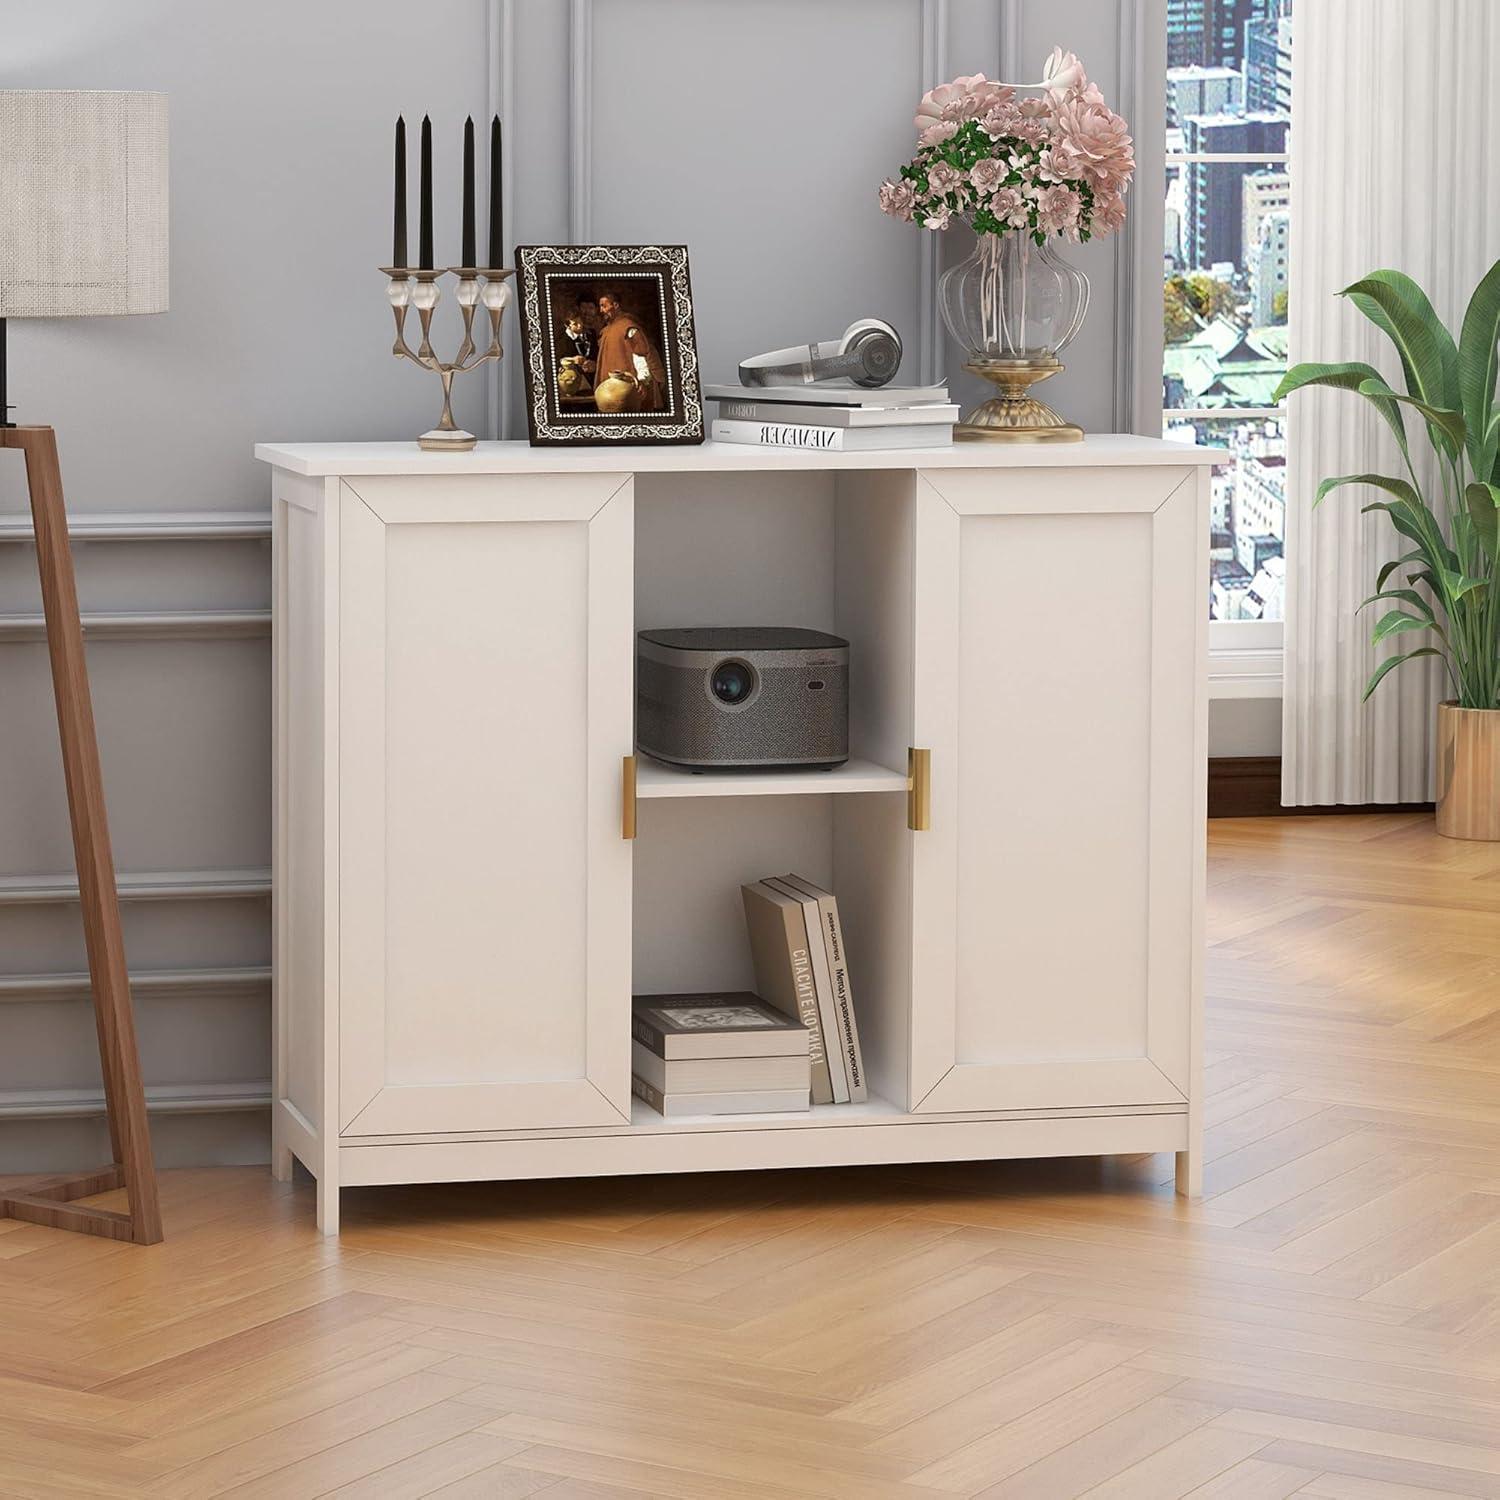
top-left (1272, 260), bottom-right (1500, 708)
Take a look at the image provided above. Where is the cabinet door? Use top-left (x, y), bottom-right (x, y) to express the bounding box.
top-left (338, 473), bottom-right (634, 1137)
top-left (909, 466), bottom-right (1204, 1114)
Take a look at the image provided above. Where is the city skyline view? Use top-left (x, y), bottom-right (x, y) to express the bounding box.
top-left (1165, 0), bottom-right (1292, 622)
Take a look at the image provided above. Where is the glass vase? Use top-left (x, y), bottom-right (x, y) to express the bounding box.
top-left (939, 233), bottom-right (1090, 441)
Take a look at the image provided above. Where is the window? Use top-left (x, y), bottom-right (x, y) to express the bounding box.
top-left (1164, 0), bottom-right (1292, 624)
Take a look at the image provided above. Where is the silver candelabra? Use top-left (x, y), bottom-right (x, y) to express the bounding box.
top-left (381, 266), bottom-right (513, 451)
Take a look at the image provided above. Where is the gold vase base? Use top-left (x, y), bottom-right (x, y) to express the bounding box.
top-left (954, 398), bottom-right (1084, 443)
top-left (418, 427), bottom-right (478, 452)
top-left (955, 357), bottom-right (1083, 443)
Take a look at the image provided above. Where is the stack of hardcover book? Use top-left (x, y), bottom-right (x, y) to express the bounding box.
top-left (631, 993), bottom-right (812, 1117)
top-left (741, 874), bottom-right (866, 1105)
top-left (704, 382), bottom-right (957, 452)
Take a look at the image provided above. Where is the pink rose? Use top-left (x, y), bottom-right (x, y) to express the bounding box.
top-left (922, 207), bottom-right (952, 231)
top-left (1054, 95), bottom-right (1135, 194)
top-left (914, 73), bottom-right (1009, 141)
top-left (990, 185), bottom-right (1029, 228)
top-left (917, 118), bottom-right (959, 149)
top-left (878, 178), bottom-right (918, 222)
top-left (968, 157), bottom-right (1005, 194)
top-left (1089, 190), bottom-right (1128, 237)
top-left (1035, 183), bottom-right (1082, 236)
top-left (1039, 144), bottom-right (1081, 182)
top-left (926, 160), bottom-right (963, 197)
top-left (979, 101), bottom-right (1022, 140)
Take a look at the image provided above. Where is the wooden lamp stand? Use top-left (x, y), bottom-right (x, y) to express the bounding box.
top-left (0, 426), bottom-right (163, 1245)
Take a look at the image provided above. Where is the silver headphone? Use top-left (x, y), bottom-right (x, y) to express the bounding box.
top-left (738, 318), bottom-right (903, 389)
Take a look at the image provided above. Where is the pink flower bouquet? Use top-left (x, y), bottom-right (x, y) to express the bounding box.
top-left (880, 49), bottom-right (1134, 246)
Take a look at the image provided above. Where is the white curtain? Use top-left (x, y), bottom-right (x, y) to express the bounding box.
top-left (1283, 0), bottom-right (1500, 805)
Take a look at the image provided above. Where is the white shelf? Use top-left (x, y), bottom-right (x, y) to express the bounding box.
top-left (634, 754), bottom-right (908, 799)
top-left (622, 1092), bottom-right (1188, 1134)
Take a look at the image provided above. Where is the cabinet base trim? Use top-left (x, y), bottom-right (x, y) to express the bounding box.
top-left (337, 1111), bottom-right (1189, 1187)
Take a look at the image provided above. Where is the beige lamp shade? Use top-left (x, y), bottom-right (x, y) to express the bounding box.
top-left (0, 90), bottom-right (168, 317)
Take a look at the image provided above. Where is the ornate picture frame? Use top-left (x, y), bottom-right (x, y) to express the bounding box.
top-left (515, 244), bottom-right (704, 446)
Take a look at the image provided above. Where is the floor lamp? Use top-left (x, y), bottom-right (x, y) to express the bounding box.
top-left (0, 90), bottom-right (168, 1244)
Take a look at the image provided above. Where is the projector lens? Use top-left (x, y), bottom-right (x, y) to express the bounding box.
top-left (711, 660), bottom-right (755, 705)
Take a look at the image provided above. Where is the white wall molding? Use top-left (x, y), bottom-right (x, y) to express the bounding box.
top-left (0, 511), bottom-right (271, 543)
top-left (0, 867), bottom-right (271, 905)
top-left (0, 966), bottom-right (270, 1005)
top-left (0, 1080), bottom-right (270, 1120)
top-left (568, 0), bottom-right (594, 245)
top-left (1111, 0), bottom-right (1168, 436)
top-left (917, 0), bottom-right (950, 387)
top-left (1112, 0), bottom-right (1141, 434)
top-left (1208, 643), bottom-right (1285, 700)
top-left (997, 0), bottom-right (1023, 78)
top-left (0, 609), bottom-right (270, 642)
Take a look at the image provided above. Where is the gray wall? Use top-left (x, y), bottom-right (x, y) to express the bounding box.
top-left (1, 0), bottom-right (1158, 1172)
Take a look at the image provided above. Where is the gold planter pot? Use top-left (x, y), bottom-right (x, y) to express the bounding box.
top-left (1435, 701), bottom-right (1500, 841)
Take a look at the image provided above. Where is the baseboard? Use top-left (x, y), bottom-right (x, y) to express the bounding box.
top-left (1207, 757), bottom-right (1436, 818)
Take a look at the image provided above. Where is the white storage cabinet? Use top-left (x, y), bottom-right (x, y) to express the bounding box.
top-left (258, 437), bottom-right (1215, 1233)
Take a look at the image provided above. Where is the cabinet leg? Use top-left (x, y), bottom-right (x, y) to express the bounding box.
top-left (1175, 1147), bottom-right (1202, 1199)
top-left (271, 1142), bottom-right (294, 1183)
top-left (315, 1177), bottom-right (340, 1236)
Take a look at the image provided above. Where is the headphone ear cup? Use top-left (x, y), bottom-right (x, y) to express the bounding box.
top-left (840, 320), bottom-right (903, 388)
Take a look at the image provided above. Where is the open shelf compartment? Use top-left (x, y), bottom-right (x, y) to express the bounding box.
top-left (628, 468), bottom-right (917, 1122)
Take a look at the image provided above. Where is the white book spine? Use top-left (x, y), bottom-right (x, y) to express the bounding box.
top-left (821, 894), bottom-right (866, 1103)
top-left (712, 419), bottom-right (846, 451)
top-left (715, 400), bottom-right (959, 428)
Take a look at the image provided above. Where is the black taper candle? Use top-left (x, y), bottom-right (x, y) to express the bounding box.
top-left (461, 116), bottom-right (476, 266)
top-left (392, 116), bottom-right (407, 268)
top-left (488, 115), bottom-right (503, 269)
top-left (418, 114), bottom-right (434, 270)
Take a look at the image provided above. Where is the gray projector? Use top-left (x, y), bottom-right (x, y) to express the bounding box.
top-left (636, 627), bottom-right (850, 770)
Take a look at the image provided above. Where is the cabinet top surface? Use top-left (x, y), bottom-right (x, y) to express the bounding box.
top-left (255, 435), bottom-right (1223, 478)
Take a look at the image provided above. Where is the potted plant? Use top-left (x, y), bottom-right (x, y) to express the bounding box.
top-left (1274, 261), bottom-right (1500, 839)
top-left (878, 50), bottom-right (1133, 441)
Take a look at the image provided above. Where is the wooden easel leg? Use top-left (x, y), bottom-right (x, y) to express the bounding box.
top-left (0, 426), bottom-right (163, 1246)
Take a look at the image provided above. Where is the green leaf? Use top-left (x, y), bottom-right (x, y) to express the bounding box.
top-left (1458, 258), bottom-right (1500, 478)
top-left (1341, 270), bottom-right (1460, 413)
top-left (1362, 647), bottom-right (1443, 702)
top-left (1357, 588), bottom-right (1435, 621)
top-left (1443, 570), bottom-right (1490, 601)
top-left (1371, 609), bottom-right (1435, 643)
top-left (1466, 481), bottom-right (1500, 557)
top-left (1315, 472), bottom-right (1420, 510)
top-left (1376, 550), bottom-right (1427, 590)
top-left (1361, 500), bottom-right (1437, 555)
top-left (1273, 361), bottom-right (1408, 455)
top-left (1357, 379), bottom-right (1467, 458)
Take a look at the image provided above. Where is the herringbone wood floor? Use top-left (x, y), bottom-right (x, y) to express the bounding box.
top-left (3, 815), bottom-right (1499, 1499)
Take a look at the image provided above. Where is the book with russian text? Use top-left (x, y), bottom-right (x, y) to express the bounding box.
top-left (778, 873), bottom-right (866, 1103)
top-left (741, 880), bottom-right (835, 1104)
top-left (762, 877), bottom-right (849, 1103)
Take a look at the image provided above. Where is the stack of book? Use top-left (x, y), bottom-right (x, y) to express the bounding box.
top-left (704, 382), bottom-right (957, 452)
top-left (631, 992), bottom-right (812, 1117)
top-left (741, 874), bottom-right (866, 1105)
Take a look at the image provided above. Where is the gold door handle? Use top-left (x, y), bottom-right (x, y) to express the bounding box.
top-left (908, 747), bottom-right (931, 832)
top-left (622, 754), bottom-right (637, 840)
